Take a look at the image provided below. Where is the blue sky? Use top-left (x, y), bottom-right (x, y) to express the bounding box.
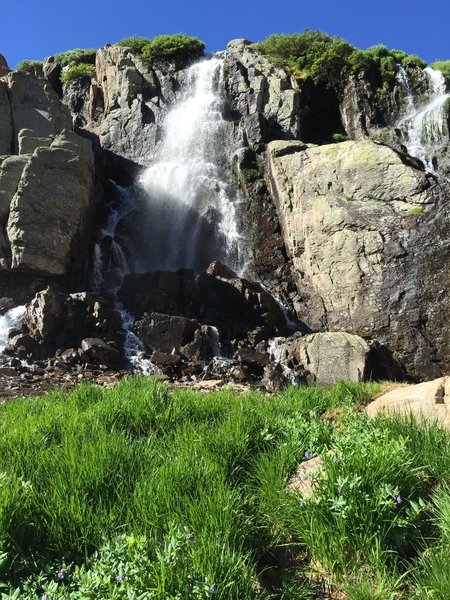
top-left (2, 0), bottom-right (449, 68)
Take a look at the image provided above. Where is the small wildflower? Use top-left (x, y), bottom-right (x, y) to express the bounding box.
top-left (332, 455), bottom-right (339, 463)
top-left (209, 583), bottom-right (218, 594)
top-left (301, 475), bottom-right (308, 481)
top-left (299, 501), bottom-right (305, 507)
top-left (304, 451), bottom-right (313, 460)
top-left (57, 570), bottom-right (65, 582)
top-left (396, 495), bottom-right (403, 504)
top-left (42, 595), bottom-right (49, 600)
top-left (116, 574), bottom-right (125, 582)
top-left (184, 533), bottom-right (195, 544)
top-left (337, 485), bottom-right (343, 494)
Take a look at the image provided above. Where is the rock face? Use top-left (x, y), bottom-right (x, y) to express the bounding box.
top-left (267, 139), bottom-right (449, 379)
top-left (226, 39), bottom-right (301, 149)
top-left (0, 70), bottom-right (96, 300)
top-left (6, 131), bottom-right (95, 277)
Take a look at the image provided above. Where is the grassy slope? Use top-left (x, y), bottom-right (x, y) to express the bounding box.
top-left (0, 378), bottom-right (449, 599)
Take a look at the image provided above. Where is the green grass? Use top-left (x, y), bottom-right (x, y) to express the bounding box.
top-left (0, 378), bottom-right (448, 598)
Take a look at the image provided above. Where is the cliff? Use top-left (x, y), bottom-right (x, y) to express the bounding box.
top-left (0, 36), bottom-right (448, 389)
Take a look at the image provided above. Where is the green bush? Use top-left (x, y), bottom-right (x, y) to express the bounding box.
top-left (60, 62), bottom-right (95, 84)
top-left (402, 54), bottom-right (427, 69)
top-left (255, 31), bottom-right (355, 87)
top-left (15, 60), bottom-right (42, 73)
top-left (55, 48), bottom-right (96, 67)
top-left (255, 31), bottom-right (427, 90)
top-left (116, 36), bottom-right (152, 55)
top-left (140, 34), bottom-right (205, 64)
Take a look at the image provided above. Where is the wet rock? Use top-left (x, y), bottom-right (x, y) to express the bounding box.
top-left (198, 261), bottom-right (287, 340)
top-left (118, 269), bottom-right (200, 319)
top-left (261, 362), bottom-right (290, 393)
top-left (80, 338), bottom-right (121, 367)
top-left (181, 325), bottom-right (219, 363)
top-left (236, 348), bottom-right (270, 379)
top-left (0, 297), bottom-right (15, 315)
top-left (150, 351), bottom-right (183, 373)
top-left (17, 287), bottom-right (123, 360)
top-left (134, 312), bottom-right (198, 355)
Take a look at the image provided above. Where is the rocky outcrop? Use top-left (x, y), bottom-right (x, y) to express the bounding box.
top-left (0, 70), bottom-right (96, 296)
top-left (10, 287), bottom-right (123, 364)
top-left (5, 130), bottom-right (95, 277)
top-left (0, 54), bottom-right (9, 77)
top-left (225, 39), bottom-right (301, 149)
top-left (4, 71), bottom-right (71, 153)
top-left (267, 139), bottom-right (449, 379)
top-left (60, 45), bottom-right (186, 166)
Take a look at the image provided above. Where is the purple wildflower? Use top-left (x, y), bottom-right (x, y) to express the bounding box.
top-left (184, 533), bottom-right (195, 544)
top-left (57, 570), bottom-right (65, 581)
top-left (116, 574), bottom-right (125, 582)
top-left (337, 486), bottom-right (343, 494)
top-left (42, 595), bottom-right (49, 600)
top-left (396, 495), bottom-right (403, 504)
top-left (304, 451), bottom-right (313, 460)
top-left (299, 501), bottom-right (305, 507)
top-left (209, 583), bottom-right (218, 594)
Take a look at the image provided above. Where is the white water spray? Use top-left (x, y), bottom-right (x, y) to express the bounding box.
top-left (0, 305), bottom-right (26, 355)
top-left (139, 57), bottom-right (245, 272)
top-left (396, 66), bottom-right (450, 172)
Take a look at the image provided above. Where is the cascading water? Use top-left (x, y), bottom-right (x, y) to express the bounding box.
top-left (138, 56), bottom-right (246, 273)
top-left (396, 66), bottom-right (450, 173)
top-left (92, 57), bottom-right (248, 372)
top-left (0, 305), bottom-right (26, 357)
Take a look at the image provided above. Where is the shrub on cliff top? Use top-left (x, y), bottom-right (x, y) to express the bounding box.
top-left (15, 60), bottom-right (42, 73)
top-left (117, 36), bottom-right (152, 55)
top-left (55, 48), bottom-right (97, 67)
top-left (255, 31), bottom-right (427, 90)
top-left (117, 33), bottom-right (205, 65)
top-left (432, 60), bottom-right (450, 86)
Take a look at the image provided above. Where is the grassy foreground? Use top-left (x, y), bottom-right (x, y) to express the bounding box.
top-left (0, 378), bottom-right (449, 599)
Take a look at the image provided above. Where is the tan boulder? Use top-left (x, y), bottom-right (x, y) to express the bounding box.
top-left (367, 377), bottom-right (450, 429)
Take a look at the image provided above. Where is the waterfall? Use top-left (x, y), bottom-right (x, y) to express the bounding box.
top-left (0, 305), bottom-right (26, 356)
top-left (139, 56), bottom-right (245, 273)
top-left (92, 183), bottom-right (135, 293)
top-left (396, 66), bottom-right (450, 172)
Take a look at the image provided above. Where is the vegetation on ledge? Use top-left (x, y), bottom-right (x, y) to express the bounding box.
top-left (255, 30), bottom-right (427, 90)
top-left (60, 63), bottom-right (96, 84)
top-left (117, 34), bottom-right (205, 66)
top-left (0, 378), bottom-right (449, 598)
top-left (432, 60), bottom-right (450, 86)
top-left (15, 60), bottom-right (42, 74)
